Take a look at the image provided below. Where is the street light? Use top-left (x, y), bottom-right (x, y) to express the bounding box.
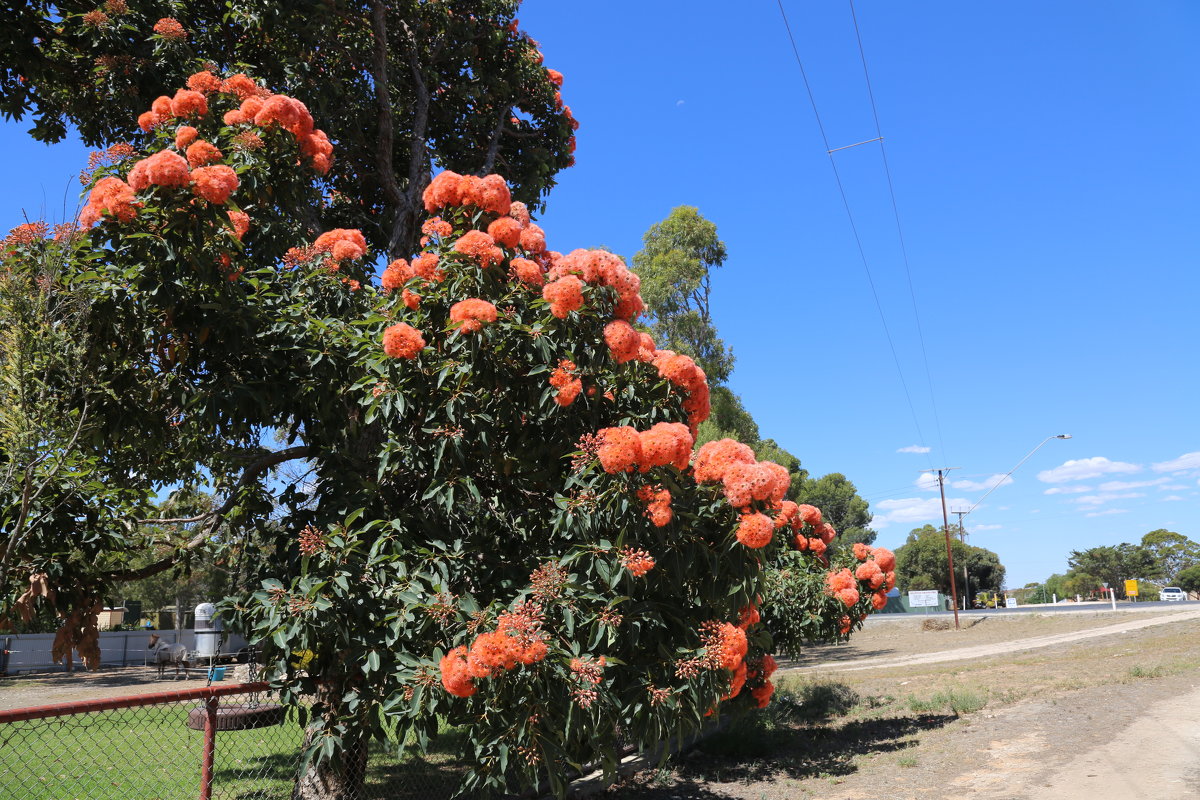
top-left (966, 434), bottom-right (1072, 515)
top-left (954, 434), bottom-right (1072, 614)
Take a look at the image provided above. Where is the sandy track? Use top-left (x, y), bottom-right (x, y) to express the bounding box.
top-left (787, 608), bottom-right (1200, 673)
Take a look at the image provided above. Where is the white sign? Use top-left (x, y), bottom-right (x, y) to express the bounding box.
top-left (908, 590), bottom-right (940, 607)
top-left (1005, 597), bottom-right (1017, 608)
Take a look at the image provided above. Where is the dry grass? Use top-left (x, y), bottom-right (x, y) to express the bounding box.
top-left (779, 617), bottom-right (1200, 723)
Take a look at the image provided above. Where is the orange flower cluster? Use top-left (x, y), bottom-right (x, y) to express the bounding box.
top-left (700, 621), bottom-right (748, 671)
top-left (692, 439), bottom-right (789, 513)
top-left (382, 323), bottom-right (426, 360)
top-left (423, 171), bottom-right (512, 216)
top-left (186, 70), bottom-right (221, 94)
top-left (228, 211), bottom-right (250, 241)
top-left (439, 646), bottom-right (476, 697)
top-left (746, 654), bottom-right (779, 708)
top-left (187, 74), bottom-right (333, 175)
top-left (636, 485), bottom-right (673, 527)
top-left (422, 217), bottom-right (453, 241)
top-left (736, 512), bottom-right (774, 549)
top-left (545, 249), bottom-right (644, 321)
top-left (595, 423), bottom-right (692, 474)
top-left (453, 230), bottom-right (504, 269)
top-left (549, 359), bottom-right (582, 407)
top-left (496, 602), bottom-right (548, 664)
top-left (191, 165), bottom-right (239, 204)
top-left (510, 257), bottom-right (544, 287)
top-left (439, 608), bottom-right (550, 698)
top-left (402, 288), bottom-right (420, 310)
top-left (78, 176), bottom-right (140, 227)
top-left (128, 149), bottom-right (189, 189)
top-left (603, 319), bottom-right (641, 363)
top-left (620, 546), bottom-right (656, 577)
top-left (651, 350), bottom-right (710, 429)
top-left (313, 228), bottom-right (367, 264)
top-left (185, 140), bottom-right (221, 167)
top-left (1, 222), bottom-right (49, 250)
top-left (542, 274), bottom-right (584, 319)
top-left (175, 126), bottom-right (198, 149)
top-left (487, 216), bottom-right (522, 248)
top-left (737, 603), bottom-right (760, 630)
top-left (153, 17), bottom-right (186, 41)
top-left (449, 298), bottom-right (498, 334)
top-left (849, 545), bottom-right (897, 608)
top-left (138, 89), bottom-right (205, 131)
top-left (826, 569), bottom-right (861, 608)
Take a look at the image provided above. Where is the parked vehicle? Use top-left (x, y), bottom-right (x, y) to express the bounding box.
top-left (1159, 587), bottom-right (1187, 602)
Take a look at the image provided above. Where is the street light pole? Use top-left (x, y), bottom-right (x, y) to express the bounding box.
top-left (953, 510), bottom-right (969, 610)
top-left (933, 468), bottom-right (961, 630)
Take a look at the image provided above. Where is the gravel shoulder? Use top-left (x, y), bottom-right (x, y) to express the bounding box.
top-left (610, 611), bottom-right (1200, 799)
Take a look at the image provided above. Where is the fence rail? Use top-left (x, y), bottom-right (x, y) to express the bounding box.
top-left (0, 682), bottom-right (469, 799)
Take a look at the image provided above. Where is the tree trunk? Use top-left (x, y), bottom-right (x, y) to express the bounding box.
top-left (291, 683), bottom-right (369, 800)
top-left (291, 733), bottom-right (368, 800)
top-left (175, 593), bottom-right (184, 638)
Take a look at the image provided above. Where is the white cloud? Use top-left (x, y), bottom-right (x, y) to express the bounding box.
top-left (675, 99), bottom-right (685, 106)
top-left (1162, 495), bottom-right (1185, 502)
top-left (1037, 457), bottom-right (1142, 483)
top-left (1098, 477), bottom-right (1170, 491)
top-left (1045, 485), bottom-right (1093, 495)
top-left (951, 474), bottom-right (1014, 492)
top-left (973, 523), bottom-right (1003, 531)
top-left (1086, 508), bottom-right (1131, 517)
top-left (1160, 484), bottom-right (1188, 491)
top-left (915, 472), bottom-right (940, 491)
top-left (1152, 452), bottom-right (1200, 473)
top-left (1075, 492), bottom-right (1145, 506)
top-left (873, 496), bottom-right (971, 527)
top-left (897, 445), bottom-right (931, 454)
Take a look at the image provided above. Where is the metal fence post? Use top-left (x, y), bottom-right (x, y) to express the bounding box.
top-left (200, 694), bottom-right (219, 800)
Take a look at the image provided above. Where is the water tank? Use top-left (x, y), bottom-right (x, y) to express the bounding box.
top-left (194, 602), bottom-right (221, 658)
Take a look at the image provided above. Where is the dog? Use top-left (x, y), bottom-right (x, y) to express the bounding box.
top-left (148, 633), bottom-right (190, 679)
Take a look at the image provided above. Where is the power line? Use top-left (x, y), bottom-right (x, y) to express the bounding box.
top-left (846, 0), bottom-right (949, 469)
top-left (774, 0), bottom-right (933, 470)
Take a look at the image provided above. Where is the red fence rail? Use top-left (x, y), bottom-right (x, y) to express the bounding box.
top-left (0, 681), bottom-right (269, 723)
top-left (0, 681), bottom-right (467, 799)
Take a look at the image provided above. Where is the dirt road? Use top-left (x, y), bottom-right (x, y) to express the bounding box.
top-left (789, 607), bottom-right (1200, 673)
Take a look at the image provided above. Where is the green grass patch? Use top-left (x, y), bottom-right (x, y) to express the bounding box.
top-left (906, 687), bottom-right (986, 716)
top-left (0, 705), bottom-right (465, 800)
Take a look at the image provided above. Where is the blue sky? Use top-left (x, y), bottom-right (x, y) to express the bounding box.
top-left (2, 1), bottom-right (1197, 587)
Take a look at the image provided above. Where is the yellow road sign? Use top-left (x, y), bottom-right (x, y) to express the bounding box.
top-left (1125, 579), bottom-right (1139, 597)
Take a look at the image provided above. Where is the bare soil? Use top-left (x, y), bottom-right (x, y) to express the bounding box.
top-left (609, 611), bottom-right (1200, 799)
top-left (0, 665), bottom-right (208, 711)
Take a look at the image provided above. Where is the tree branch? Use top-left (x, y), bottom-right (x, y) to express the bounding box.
top-left (482, 107), bottom-right (510, 174)
top-left (107, 446), bottom-right (313, 583)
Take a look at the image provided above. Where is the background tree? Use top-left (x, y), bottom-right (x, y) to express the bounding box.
top-left (1176, 565), bottom-right (1200, 595)
top-left (633, 206), bottom-right (732, 383)
top-left (793, 472), bottom-right (874, 549)
top-left (1139, 529), bottom-right (1200, 584)
top-left (1067, 543), bottom-right (1155, 598)
top-left (1, 0), bottom-right (574, 257)
top-left (631, 207), bottom-right (875, 548)
top-left (893, 524), bottom-right (1005, 596)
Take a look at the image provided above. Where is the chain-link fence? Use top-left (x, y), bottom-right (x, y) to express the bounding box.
top-left (0, 682), bottom-right (470, 799)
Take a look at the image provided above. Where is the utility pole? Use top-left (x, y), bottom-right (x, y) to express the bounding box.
top-left (952, 509), bottom-right (970, 610)
top-left (932, 468), bottom-right (961, 629)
